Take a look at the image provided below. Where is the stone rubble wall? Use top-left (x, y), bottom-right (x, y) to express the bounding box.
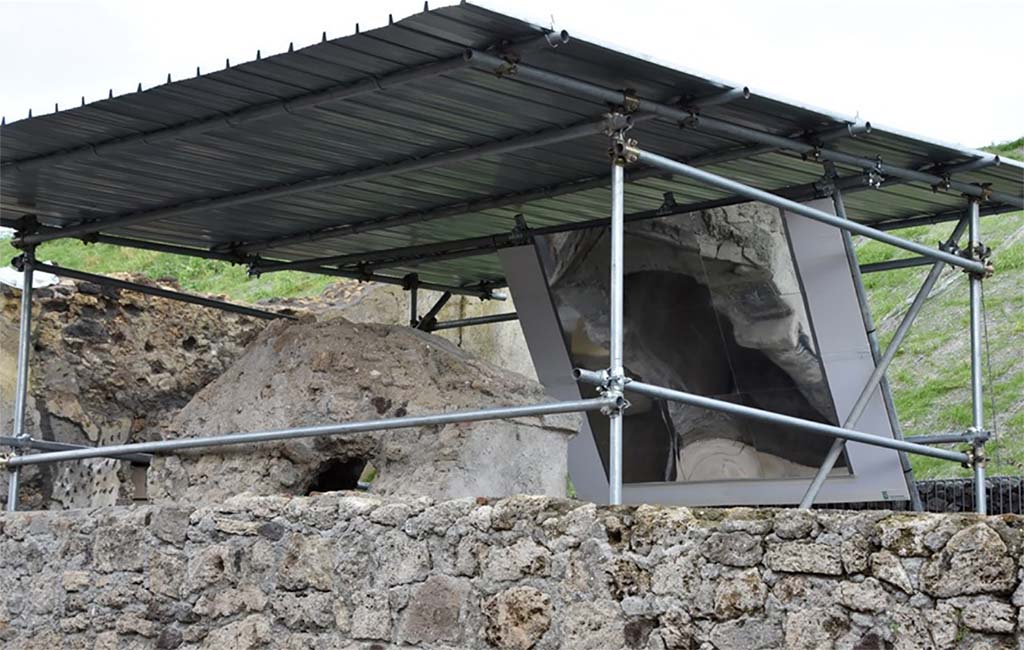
top-left (1, 494), bottom-right (1021, 649)
top-left (0, 278), bottom-right (268, 510)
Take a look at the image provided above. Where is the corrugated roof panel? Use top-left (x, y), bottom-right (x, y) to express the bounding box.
top-left (1, 2), bottom-right (1020, 292)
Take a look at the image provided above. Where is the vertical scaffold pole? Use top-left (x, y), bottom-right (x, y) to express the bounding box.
top-left (6, 248), bottom-right (35, 512)
top-left (608, 146), bottom-right (626, 506)
top-left (967, 198), bottom-right (987, 515)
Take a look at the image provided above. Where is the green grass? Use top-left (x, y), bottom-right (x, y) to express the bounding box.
top-left (983, 136), bottom-right (1024, 160)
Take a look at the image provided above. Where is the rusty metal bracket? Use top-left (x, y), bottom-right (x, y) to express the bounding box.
top-left (621, 88), bottom-right (641, 114)
top-left (610, 131), bottom-right (639, 166)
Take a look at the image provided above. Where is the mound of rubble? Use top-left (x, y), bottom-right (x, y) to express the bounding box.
top-left (147, 316), bottom-right (575, 504)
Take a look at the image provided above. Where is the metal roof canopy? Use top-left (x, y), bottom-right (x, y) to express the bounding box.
top-left (2, 2), bottom-right (1022, 296)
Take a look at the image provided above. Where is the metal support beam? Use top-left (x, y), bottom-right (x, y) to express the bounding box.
top-left (968, 198), bottom-right (987, 515)
top-left (607, 142), bottom-right (627, 505)
top-left (89, 235), bottom-right (246, 263)
top-left (64, 234), bottom-right (503, 302)
top-left (6, 249), bottom-right (34, 512)
top-left (860, 257), bottom-right (934, 274)
top-left (623, 145), bottom-right (987, 274)
top-left (415, 291), bottom-right (452, 331)
top-left (465, 49), bottom-right (1023, 210)
top-left (61, 233), bottom-right (503, 300)
top-left (427, 312), bottom-right (518, 332)
top-left (19, 114), bottom-right (631, 246)
top-left (574, 370), bottom-right (970, 464)
top-left (1, 436), bottom-right (152, 465)
top-left (929, 154), bottom-right (1001, 176)
top-left (903, 433), bottom-right (973, 446)
top-left (799, 216), bottom-right (968, 507)
top-left (872, 202), bottom-right (1008, 232)
top-left (33, 262), bottom-right (293, 321)
top-left (687, 86), bottom-right (750, 109)
top-left (2, 397), bottom-right (620, 468)
top-left (407, 274), bottom-right (419, 327)
top-left (253, 172), bottom-right (875, 277)
top-left (237, 162), bottom-right (659, 258)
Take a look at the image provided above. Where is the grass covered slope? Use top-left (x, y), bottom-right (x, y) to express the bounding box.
top-left (2, 140), bottom-right (1021, 481)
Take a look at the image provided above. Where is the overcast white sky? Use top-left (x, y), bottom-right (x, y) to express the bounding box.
top-left (0, 0), bottom-right (1020, 147)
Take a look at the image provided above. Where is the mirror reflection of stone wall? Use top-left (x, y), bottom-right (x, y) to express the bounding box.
top-left (537, 201), bottom-right (849, 484)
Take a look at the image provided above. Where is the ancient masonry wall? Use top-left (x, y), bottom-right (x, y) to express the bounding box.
top-left (1, 495), bottom-right (1022, 650)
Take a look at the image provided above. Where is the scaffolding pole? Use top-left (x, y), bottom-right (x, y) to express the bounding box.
top-left (33, 262), bottom-right (293, 321)
top-left (860, 257), bottom-right (934, 274)
top-left (3, 397), bottom-right (619, 468)
top-left (407, 274), bottom-right (419, 327)
top-left (608, 144), bottom-right (627, 505)
top-left (0, 436), bottom-right (152, 465)
top-left (5, 249), bottom-right (34, 512)
top-left (427, 312), bottom-right (518, 332)
top-left (968, 198), bottom-right (987, 515)
top-left (619, 145), bottom-right (986, 274)
top-left (904, 433), bottom-right (973, 446)
top-left (466, 50), bottom-right (1023, 210)
top-left (574, 370), bottom-right (969, 464)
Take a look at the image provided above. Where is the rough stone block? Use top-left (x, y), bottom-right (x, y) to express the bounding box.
top-left (919, 524), bottom-right (1017, 597)
top-left (714, 568), bottom-right (767, 618)
top-left (397, 575), bottom-right (470, 645)
top-left (277, 534), bottom-right (334, 592)
top-left (960, 598), bottom-right (1017, 634)
top-left (763, 542), bottom-right (843, 576)
top-left (837, 577), bottom-right (888, 613)
top-left (701, 531), bottom-right (763, 567)
top-left (483, 586), bottom-right (552, 650)
top-left (869, 551), bottom-right (913, 594)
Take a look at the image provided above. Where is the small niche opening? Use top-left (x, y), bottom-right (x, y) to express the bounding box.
top-left (305, 458), bottom-right (368, 494)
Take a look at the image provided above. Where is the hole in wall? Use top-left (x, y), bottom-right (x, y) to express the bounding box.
top-left (131, 465), bottom-right (149, 503)
top-left (305, 458), bottom-right (369, 494)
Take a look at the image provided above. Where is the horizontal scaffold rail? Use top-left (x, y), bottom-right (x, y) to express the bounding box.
top-left (573, 369), bottom-right (970, 464)
top-left (0, 436), bottom-right (151, 465)
top-left (621, 145), bottom-right (988, 275)
top-left (36, 235), bottom-right (505, 301)
top-left (428, 312), bottom-right (518, 331)
top-left (2, 397), bottom-right (619, 468)
top-left (34, 262), bottom-right (293, 321)
top-left (250, 172), bottom-right (876, 276)
top-left (466, 49), bottom-right (1023, 210)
